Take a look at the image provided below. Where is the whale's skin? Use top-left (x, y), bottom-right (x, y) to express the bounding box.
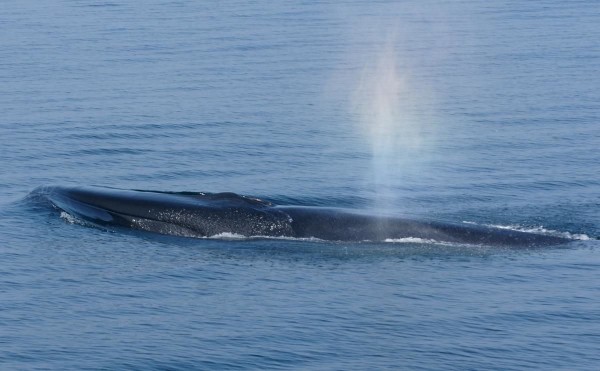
top-left (35, 185), bottom-right (570, 247)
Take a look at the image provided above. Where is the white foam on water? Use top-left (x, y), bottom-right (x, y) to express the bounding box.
top-left (60, 211), bottom-right (79, 224)
top-left (207, 233), bottom-right (325, 243)
top-left (382, 237), bottom-right (468, 247)
top-left (207, 232), bottom-right (248, 240)
top-left (384, 237), bottom-right (436, 243)
top-left (462, 221), bottom-right (591, 241)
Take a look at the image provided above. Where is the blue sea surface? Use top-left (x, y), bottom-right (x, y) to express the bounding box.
top-left (1, 0), bottom-right (599, 369)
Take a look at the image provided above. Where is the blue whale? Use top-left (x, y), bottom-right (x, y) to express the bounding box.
top-left (34, 185), bottom-right (570, 247)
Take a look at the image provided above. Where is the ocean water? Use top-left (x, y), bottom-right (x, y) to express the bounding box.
top-left (1, 0), bottom-right (599, 369)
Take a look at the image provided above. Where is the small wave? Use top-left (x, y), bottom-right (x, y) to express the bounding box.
top-left (60, 211), bottom-right (78, 224)
top-left (60, 211), bottom-right (102, 230)
top-left (207, 232), bottom-right (325, 243)
top-left (206, 233), bottom-right (461, 245)
top-left (384, 237), bottom-right (437, 244)
top-left (462, 221), bottom-right (591, 241)
top-left (383, 237), bottom-right (466, 247)
top-left (175, 232), bottom-right (475, 246)
top-left (207, 232), bottom-right (248, 240)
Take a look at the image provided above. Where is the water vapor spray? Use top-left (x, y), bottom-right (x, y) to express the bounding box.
top-left (352, 40), bottom-right (427, 214)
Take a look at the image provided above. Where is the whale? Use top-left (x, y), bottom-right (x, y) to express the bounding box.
top-left (34, 185), bottom-right (570, 247)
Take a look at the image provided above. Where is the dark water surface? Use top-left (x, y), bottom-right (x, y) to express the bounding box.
top-left (1, 1), bottom-right (599, 369)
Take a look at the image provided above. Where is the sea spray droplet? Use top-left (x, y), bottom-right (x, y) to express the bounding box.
top-left (352, 40), bottom-right (430, 214)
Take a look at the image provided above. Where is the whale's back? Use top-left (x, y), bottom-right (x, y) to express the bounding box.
top-left (35, 185), bottom-right (571, 247)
